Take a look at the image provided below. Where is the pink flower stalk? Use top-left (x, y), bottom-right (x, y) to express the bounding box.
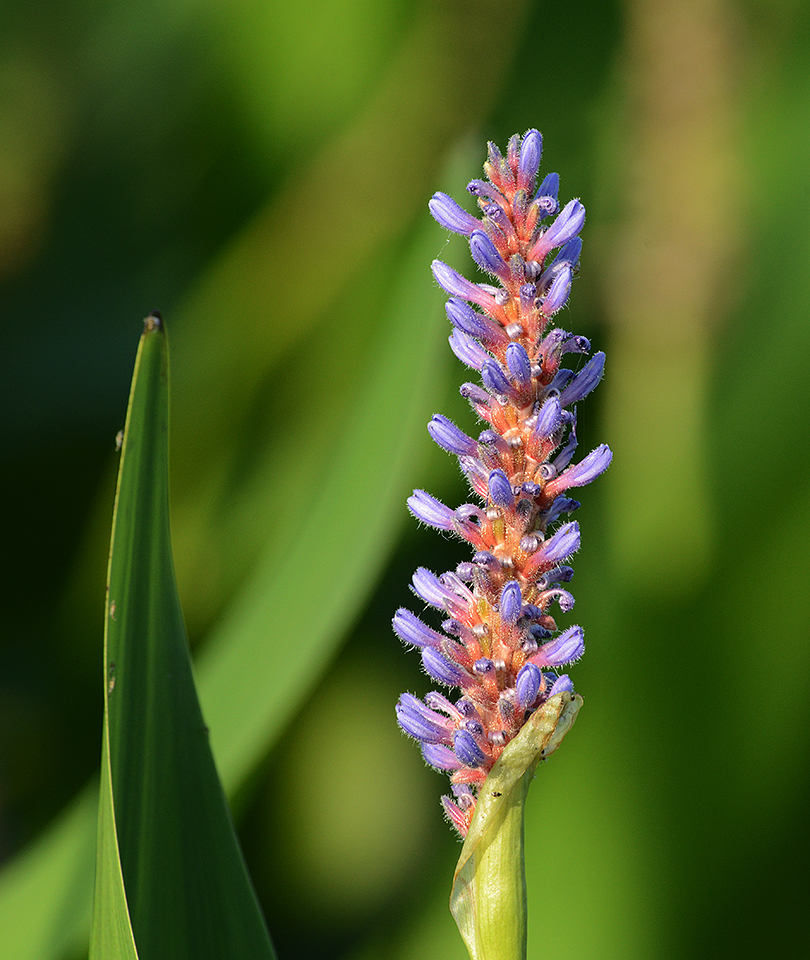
top-left (395, 131), bottom-right (611, 837)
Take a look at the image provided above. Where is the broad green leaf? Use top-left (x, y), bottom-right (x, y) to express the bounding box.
top-left (0, 211), bottom-right (450, 960)
top-left (92, 315), bottom-right (276, 959)
top-left (450, 693), bottom-right (583, 960)
top-left (89, 727), bottom-right (138, 960)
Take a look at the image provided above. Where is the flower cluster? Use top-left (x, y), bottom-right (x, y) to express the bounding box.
top-left (394, 131), bottom-right (611, 837)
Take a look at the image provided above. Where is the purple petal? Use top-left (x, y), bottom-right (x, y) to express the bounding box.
top-left (552, 236), bottom-right (583, 271)
top-left (540, 588), bottom-right (575, 613)
top-left (488, 468), bottom-right (514, 507)
top-left (533, 172), bottom-right (560, 212)
top-left (467, 178), bottom-right (505, 202)
top-left (551, 430), bottom-right (578, 473)
top-left (396, 693), bottom-right (454, 742)
top-left (392, 608), bottom-right (444, 649)
top-left (517, 129), bottom-right (543, 192)
top-left (529, 199), bottom-right (586, 262)
top-left (534, 395), bottom-right (563, 440)
top-left (541, 521), bottom-right (581, 563)
top-left (559, 352), bottom-right (605, 406)
top-left (407, 489), bottom-right (455, 530)
top-left (422, 647), bottom-right (470, 687)
top-left (506, 342), bottom-right (532, 384)
top-left (422, 742), bottom-right (462, 771)
top-left (429, 192), bottom-right (480, 236)
top-left (516, 662), bottom-right (542, 710)
top-left (411, 567), bottom-right (448, 609)
top-left (529, 625), bottom-right (585, 668)
top-left (547, 444), bottom-right (613, 496)
top-left (473, 658), bottom-right (495, 677)
top-left (481, 201), bottom-right (516, 240)
top-left (445, 297), bottom-right (508, 346)
top-left (548, 674), bottom-right (575, 696)
top-left (428, 414), bottom-right (478, 456)
top-left (481, 359), bottom-right (515, 398)
top-left (538, 564), bottom-right (575, 586)
top-left (520, 282), bottom-right (537, 312)
top-left (544, 497), bottom-right (580, 525)
top-left (541, 264), bottom-right (573, 315)
top-left (561, 333), bottom-right (590, 355)
top-left (469, 230), bottom-right (510, 281)
top-left (432, 260), bottom-right (500, 314)
top-left (453, 729), bottom-right (487, 767)
top-left (460, 381), bottom-right (491, 408)
top-left (459, 454), bottom-right (489, 494)
top-left (449, 329), bottom-right (489, 370)
top-left (423, 691), bottom-right (462, 718)
top-left (500, 580), bottom-right (523, 624)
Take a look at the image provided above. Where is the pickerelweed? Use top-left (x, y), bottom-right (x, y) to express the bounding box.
top-left (394, 130), bottom-right (611, 837)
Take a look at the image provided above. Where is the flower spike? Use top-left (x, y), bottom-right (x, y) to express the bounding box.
top-left (395, 131), bottom-right (610, 840)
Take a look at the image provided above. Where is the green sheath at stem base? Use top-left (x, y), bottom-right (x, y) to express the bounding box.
top-left (449, 692), bottom-right (583, 960)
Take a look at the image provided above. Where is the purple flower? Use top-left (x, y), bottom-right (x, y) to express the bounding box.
top-left (534, 395), bottom-right (563, 440)
top-left (481, 201), bottom-right (517, 241)
top-left (534, 171), bottom-right (560, 212)
top-left (395, 132), bottom-right (609, 838)
top-left (529, 625), bottom-right (585, 668)
top-left (500, 580), bottom-right (523, 624)
top-left (522, 522), bottom-right (581, 578)
top-left (448, 329), bottom-right (489, 370)
top-left (546, 444), bottom-right (613, 497)
top-left (541, 263), bottom-right (573, 316)
top-left (506, 342), bottom-right (532, 384)
top-left (396, 693), bottom-right (454, 742)
top-left (481, 359), bottom-right (516, 399)
top-left (445, 297), bottom-right (508, 346)
top-left (469, 230), bottom-right (510, 282)
top-left (427, 414), bottom-right (478, 457)
top-left (422, 647), bottom-right (471, 687)
top-left (515, 663), bottom-right (542, 710)
top-left (548, 674), bottom-right (574, 696)
top-left (488, 469), bottom-right (514, 507)
top-left (392, 608), bottom-right (444, 649)
top-left (517, 129), bottom-right (543, 192)
top-left (407, 489), bottom-right (455, 530)
top-left (432, 261), bottom-right (502, 317)
top-left (553, 237), bottom-right (583, 272)
top-left (528, 198), bottom-right (586, 263)
top-left (453, 729), bottom-right (487, 768)
top-left (429, 192), bottom-right (481, 236)
top-left (423, 742), bottom-right (463, 771)
top-left (467, 179), bottom-right (505, 203)
top-left (559, 352), bottom-right (606, 406)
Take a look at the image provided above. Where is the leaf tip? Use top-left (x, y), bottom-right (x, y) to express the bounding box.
top-left (144, 310), bottom-right (164, 334)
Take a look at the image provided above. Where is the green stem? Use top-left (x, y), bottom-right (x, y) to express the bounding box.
top-left (450, 692), bottom-right (583, 960)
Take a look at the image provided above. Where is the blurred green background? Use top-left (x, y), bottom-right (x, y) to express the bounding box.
top-left (2, 0), bottom-right (809, 958)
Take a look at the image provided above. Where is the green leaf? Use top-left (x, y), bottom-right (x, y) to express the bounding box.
top-left (89, 727), bottom-right (138, 960)
top-left (91, 314), bottom-right (276, 959)
top-left (450, 693), bottom-right (583, 960)
top-left (0, 214), bottom-right (450, 960)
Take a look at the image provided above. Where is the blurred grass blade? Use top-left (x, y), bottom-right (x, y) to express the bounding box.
top-left (196, 218), bottom-right (452, 785)
top-left (450, 693), bottom-right (583, 960)
top-left (0, 787), bottom-right (97, 960)
top-left (92, 314), bottom-right (276, 959)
